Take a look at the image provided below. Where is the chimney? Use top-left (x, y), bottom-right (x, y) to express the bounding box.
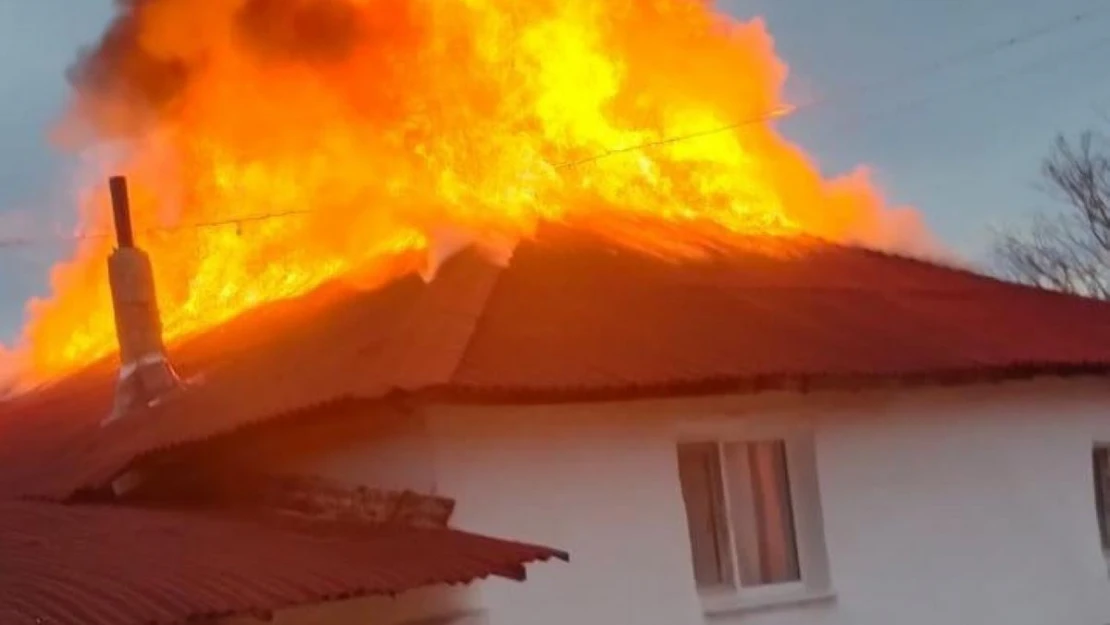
top-left (102, 176), bottom-right (181, 426)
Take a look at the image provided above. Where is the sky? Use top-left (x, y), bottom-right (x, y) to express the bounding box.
top-left (1, 0), bottom-right (1110, 343)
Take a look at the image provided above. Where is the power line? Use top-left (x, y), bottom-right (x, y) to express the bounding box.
top-left (838, 33), bottom-right (1110, 134)
top-left (553, 3), bottom-right (1110, 169)
top-left (154, 208), bottom-right (313, 233)
top-left (826, 31), bottom-right (1110, 206)
top-left (553, 106), bottom-right (796, 170)
top-left (2, 3), bottom-right (1108, 249)
top-left (0, 208), bottom-right (313, 249)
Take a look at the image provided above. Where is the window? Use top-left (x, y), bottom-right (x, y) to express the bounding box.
top-left (1093, 446), bottom-right (1110, 553)
top-left (677, 434), bottom-right (830, 607)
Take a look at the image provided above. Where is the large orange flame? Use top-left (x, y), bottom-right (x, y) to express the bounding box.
top-left (5, 0), bottom-right (931, 386)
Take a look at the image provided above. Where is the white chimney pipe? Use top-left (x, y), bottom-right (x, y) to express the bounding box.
top-left (102, 176), bottom-right (181, 426)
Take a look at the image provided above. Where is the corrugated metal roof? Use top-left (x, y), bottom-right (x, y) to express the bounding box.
top-left (0, 252), bottom-right (502, 500)
top-left (449, 230), bottom-right (1110, 394)
top-left (6, 227), bottom-right (1110, 499)
top-left (0, 500), bottom-right (567, 625)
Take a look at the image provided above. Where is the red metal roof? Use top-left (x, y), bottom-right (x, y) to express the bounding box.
top-left (450, 231), bottom-right (1110, 393)
top-left (0, 500), bottom-right (566, 625)
top-left (6, 227), bottom-right (1110, 499)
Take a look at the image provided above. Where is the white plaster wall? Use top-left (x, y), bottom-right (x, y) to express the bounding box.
top-left (803, 390), bottom-right (1110, 625)
top-left (240, 379), bottom-right (1110, 625)
top-left (426, 406), bottom-right (705, 625)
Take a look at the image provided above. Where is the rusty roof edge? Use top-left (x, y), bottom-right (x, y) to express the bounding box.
top-left (110, 467), bottom-right (459, 529)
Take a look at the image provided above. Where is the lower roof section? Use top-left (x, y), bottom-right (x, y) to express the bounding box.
top-left (0, 501), bottom-right (567, 625)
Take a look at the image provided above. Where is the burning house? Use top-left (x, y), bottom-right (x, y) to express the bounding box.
top-left (6, 175), bottom-right (1110, 624)
top-left (7, 1), bottom-right (1110, 624)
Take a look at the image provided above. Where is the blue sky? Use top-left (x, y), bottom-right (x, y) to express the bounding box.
top-left (2, 0), bottom-right (1110, 343)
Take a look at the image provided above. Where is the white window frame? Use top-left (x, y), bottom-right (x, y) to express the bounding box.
top-left (1092, 444), bottom-right (1110, 573)
top-left (677, 419), bottom-right (834, 614)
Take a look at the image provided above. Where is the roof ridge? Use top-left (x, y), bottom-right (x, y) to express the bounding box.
top-left (369, 247), bottom-right (507, 393)
top-left (438, 249), bottom-right (509, 389)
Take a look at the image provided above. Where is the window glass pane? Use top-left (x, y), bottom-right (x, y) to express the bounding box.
top-left (677, 442), bottom-right (733, 589)
top-left (1094, 447), bottom-right (1110, 550)
top-left (723, 441), bottom-right (761, 585)
top-left (725, 440), bottom-right (801, 586)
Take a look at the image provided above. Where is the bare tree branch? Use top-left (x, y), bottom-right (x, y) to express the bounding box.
top-left (992, 129), bottom-right (1110, 298)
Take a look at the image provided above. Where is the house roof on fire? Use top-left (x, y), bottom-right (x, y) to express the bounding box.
top-left (6, 225), bottom-right (1110, 502)
top-left (5, 224), bottom-right (1110, 623)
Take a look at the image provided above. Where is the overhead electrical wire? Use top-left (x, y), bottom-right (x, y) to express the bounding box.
top-left (1, 3), bottom-right (1109, 249)
top-left (836, 32), bottom-right (1110, 134)
top-left (553, 3), bottom-right (1110, 169)
top-left (0, 208), bottom-right (316, 248)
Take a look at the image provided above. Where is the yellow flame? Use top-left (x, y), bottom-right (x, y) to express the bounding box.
top-left (9, 0), bottom-right (929, 384)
